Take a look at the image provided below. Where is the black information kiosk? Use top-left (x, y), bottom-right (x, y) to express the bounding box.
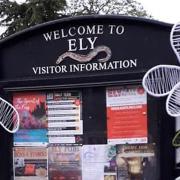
top-left (0, 15), bottom-right (179, 180)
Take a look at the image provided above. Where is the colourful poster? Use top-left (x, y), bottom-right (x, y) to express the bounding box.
top-left (116, 144), bottom-right (157, 180)
top-left (47, 91), bottom-right (83, 144)
top-left (48, 145), bottom-right (82, 180)
top-left (13, 147), bottom-right (48, 180)
top-left (106, 86), bottom-right (147, 144)
top-left (82, 145), bottom-right (117, 180)
top-left (13, 92), bottom-right (48, 146)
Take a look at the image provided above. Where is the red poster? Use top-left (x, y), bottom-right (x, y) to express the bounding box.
top-left (106, 86), bottom-right (147, 144)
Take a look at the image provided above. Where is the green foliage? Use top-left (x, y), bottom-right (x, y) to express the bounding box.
top-left (65, 0), bottom-right (151, 17)
top-left (0, 0), bottom-right (66, 39)
top-left (0, 0), bottom-right (151, 39)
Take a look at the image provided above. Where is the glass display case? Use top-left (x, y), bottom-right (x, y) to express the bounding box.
top-left (0, 15), bottom-right (178, 180)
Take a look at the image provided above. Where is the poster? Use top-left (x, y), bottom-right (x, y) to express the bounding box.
top-left (13, 147), bottom-right (48, 180)
top-left (48, 145), bottom-right (82, 180)
top-left (82, 145), bottom-right (117, 180)
top-left (47, 91), bottom-right (83, 144)
top-left (106, 86), bottom-right (147, 144)
top-left (116, 144), bottom-right (157, 180)
top-left (13, 92), bottom-right (48, 146)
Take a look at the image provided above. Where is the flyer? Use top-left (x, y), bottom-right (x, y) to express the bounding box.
top-left (13, 92), bottom-right (48, 146)
top-left (13, 147), bottom-right (48, 180)
top-left (116, 144), bottom-right (157, 180)
top-left (82, 145), bottom-right (117, 180)
top-left (48, 144), bottom-right (82, 180)
top-left (47, 91), bottom-right (83, 144)
top-left (106, 86), bottom-right (147, 144)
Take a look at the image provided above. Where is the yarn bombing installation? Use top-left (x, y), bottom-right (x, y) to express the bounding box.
top-left (142, 22), bottom-right (180, 117)
top-left (142, 22), bottom-right (180, 147)
top-left (0, 97), bottom-right (20, 133)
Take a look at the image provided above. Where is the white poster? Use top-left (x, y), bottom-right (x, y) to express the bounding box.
top-left (47, 91), bottom-right (83, 144)
top-left (82, 145), bottom-right (117, 180)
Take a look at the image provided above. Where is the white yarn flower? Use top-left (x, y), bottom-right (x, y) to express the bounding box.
top-left (142, 22), bottom-right (180, 117)
top-left (142, 22), bottom-right (180, 147)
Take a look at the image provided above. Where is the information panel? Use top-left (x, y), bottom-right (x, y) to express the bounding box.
top-left (10, 87), bottom-right (160, 180)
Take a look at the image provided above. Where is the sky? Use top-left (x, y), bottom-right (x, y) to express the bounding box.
top-left (1, 0), bottom-right (180, 34)
top-left (138, 0), bottom-right (180, 23)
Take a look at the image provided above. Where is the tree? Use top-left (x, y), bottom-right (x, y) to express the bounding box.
top-left (0, 0), bottom-right (151, 39)
top-left (0, 0), bottom-right (67, 39)
top-left (65, 0), bottom-right (151, 17)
